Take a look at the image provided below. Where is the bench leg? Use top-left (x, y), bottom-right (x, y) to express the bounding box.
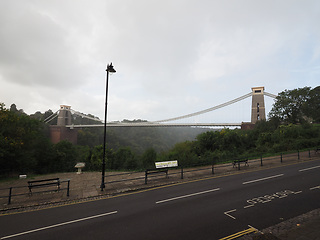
top-left (28, 187), bottom-right (32, 196)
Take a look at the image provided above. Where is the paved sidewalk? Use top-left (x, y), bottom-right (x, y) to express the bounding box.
top-left (0, 151), bottom-right (319, 239)
top-left (240, 208), bottom-right (320, 240)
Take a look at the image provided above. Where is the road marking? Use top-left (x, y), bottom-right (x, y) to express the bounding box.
top-left (219, 226), bottom-right (257, 239)
top-left (299, 165), bottom-right (320, 172)
top-left (310, 186), bottom-right (320, 190)
top-left (155, 188), bottom-right (220, 204)
top-left (242, 174), bottom-right (284, 185)
top-left (246, 189), bottom-right (298, 206)
top-left (0, 211), bottom-right (118, 240)
top-left (244, 204), bottom-right (254, 209)
top-left (224, 209), bottom-right (237, 220)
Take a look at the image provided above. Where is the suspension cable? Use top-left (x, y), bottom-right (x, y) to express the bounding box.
top-left (43, 111), bottom-right (59, 123)
top-left (264, 91), bottom-right (277, 98)
top-left (70, 109), bottom-right (102, 122)
top-left (155, 92), bottom-right (253, 123)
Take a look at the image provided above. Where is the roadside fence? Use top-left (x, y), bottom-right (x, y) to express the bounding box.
top-left (105, 148), bottom-right (319, 187)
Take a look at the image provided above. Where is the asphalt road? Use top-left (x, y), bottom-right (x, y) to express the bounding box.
top-left (0, 160), bottom-right (319, 240)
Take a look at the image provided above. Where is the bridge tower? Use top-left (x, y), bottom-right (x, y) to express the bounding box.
top-left (49, 105), bottom-right (77, 144)
top-left (57, 105), bottom-right (72, 126)
top-left (251, 87), bottom-right (266, 123)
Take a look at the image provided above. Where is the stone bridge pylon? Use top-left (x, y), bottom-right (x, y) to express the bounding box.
top-left (251, 86), bottom-right (266, 124)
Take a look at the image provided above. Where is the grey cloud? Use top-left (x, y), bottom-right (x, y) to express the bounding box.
top-left (0, 0), bottom-right (319, 122)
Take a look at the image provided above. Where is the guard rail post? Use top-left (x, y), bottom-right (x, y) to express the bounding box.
top-left (309, 149), bottom-right (311, 158)
top-left (212, 164), bottom-right (214, 175)
top-left (260, 155), bottom-right (263, 166)
top-left (280, 153), bottom-right (283, 163)
top-left (145, 170), bottom-right (148, 184)
top-left (67, 180), bottom-right (70, 197)
top-left (8, 187), bottom-right (12, 205)
top-left (181, 166), bottom-right (184, 179)
top-left (298, 150), bottom-right (300, 160)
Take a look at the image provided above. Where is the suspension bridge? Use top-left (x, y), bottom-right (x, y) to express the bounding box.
top-left (45, 87), bottom-right (277, 130)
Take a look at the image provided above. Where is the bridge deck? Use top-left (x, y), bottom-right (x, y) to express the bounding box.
top-left (66, 123), bottom-right (242, 128)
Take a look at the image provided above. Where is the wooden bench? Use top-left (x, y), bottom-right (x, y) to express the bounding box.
top-left (28, 178), bottom-right (60, 195)
top-left (232, 158), bottom-right (249, 169)
top-left (145, 168), bottom-right (168, 184)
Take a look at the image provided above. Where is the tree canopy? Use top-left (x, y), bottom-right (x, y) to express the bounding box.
top-left (269, 86), bottom-right (320, 124)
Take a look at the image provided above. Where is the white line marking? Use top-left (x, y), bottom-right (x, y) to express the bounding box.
top-left (224, 209), bottom-right (237, 220)
top-left (294, 191), bottom-right (302, 194)
top-left (299, 165), bottom-right (320, 172)
top-left (0, 211), bottom-right (118, 240)
top-left (244, 205), bottom-right (254, 209)
top-left (310, 186), bottom-right (320, 190)
top-left (156, 188), bottom-right (220, 204)
top-left (242, 174), bottom-right (284, 185)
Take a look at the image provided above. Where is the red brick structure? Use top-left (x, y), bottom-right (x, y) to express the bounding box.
top-left (49, 126), bottom-right (78, 144)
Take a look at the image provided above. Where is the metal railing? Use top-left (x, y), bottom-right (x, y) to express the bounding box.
top-left (104, 148), bottom-right (319, 187)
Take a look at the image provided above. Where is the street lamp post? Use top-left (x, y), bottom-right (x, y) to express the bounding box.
top-left (101, 63), bottom-right (116, 191)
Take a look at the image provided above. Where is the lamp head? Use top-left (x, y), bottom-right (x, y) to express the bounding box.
top-left (106, 63), bottom-right (116, 73)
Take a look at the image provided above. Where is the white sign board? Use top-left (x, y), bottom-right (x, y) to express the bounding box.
top-left (155, 160), bottom-right (178, 169)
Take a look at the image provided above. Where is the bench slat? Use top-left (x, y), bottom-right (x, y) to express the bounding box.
top-left (29, 182), bottom-right (60, 188)
top-left (28, 178), bottom-right (59, 184)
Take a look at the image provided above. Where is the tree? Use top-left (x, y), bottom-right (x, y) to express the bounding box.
top-left (52, 141), bottom-right (78, 172)
top-left (10, 104), bottom-right (18, 113)
top-left (269, 87), bottom-right (311, 124)
top-left (0, 103), bottom-right (53, 175)
top-left (114, 147), bottom-right (137, 170)
top-left (305, 86), bottom-right (320, 123)
top-left (141, 148), bottom-right (157, 169)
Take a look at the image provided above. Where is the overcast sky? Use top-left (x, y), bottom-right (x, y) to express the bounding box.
top-left (1, 0), bottom-right (319, 124)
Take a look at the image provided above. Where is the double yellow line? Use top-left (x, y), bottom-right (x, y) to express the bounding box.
top-left (219, 227), bottom-right (258, 240)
